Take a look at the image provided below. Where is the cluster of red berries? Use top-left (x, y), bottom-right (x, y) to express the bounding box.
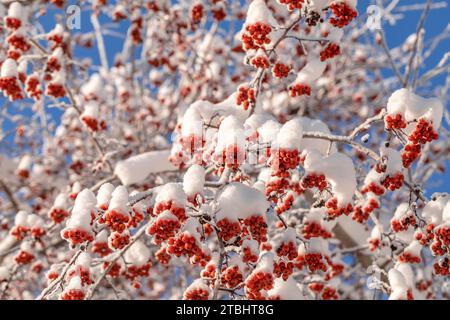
top-left (242, 23), bottom-right (272, 51)
top-left (408, 119), bottom-right (439, 145)
top-left (25, 76), bottom-right (42, 100)
top-left (184, 287), bottom-right (209, 300)
top-left (273, 260), bottom-right (295, 280)
top-left (384, 114), bottom-right (407, 130)
top-left (103, 262), bottom-right (122, 278)
top-left (415, 224), bottom-right (435, 246)
top-left (276, 241), bottom-right (298, 260)
top-left (435, 226), bottom-right (450, 246)
top-left (221, 265), bottom-right (243, 289)
top-left (352, 198), bottom-right (379, 223)
top-left (62, 228), bottom-right (94, 245)
top-left (278, 0), bottom-right (304, 11)
top-left (361, 181), bottom-right (384, 196)
top-left (236, 86), bottom-right (256, 111)
top-left (402, 143), bottom-right (421, 168)
top-left (92, 241), bottom-right (112, 257)
top-left (242, 246), bottom-right (258, 264)
top-left (324, 259), bottom-right (344, 280)
top-left (381, 173), bottom-right (404, 191)
top-left (265, 178), bottom-right (290, 199)
top-left (46, 56), bottom-right (62, 72)
top-left (251, 55), bottom-right (270, 69)
top-left (0, 76), bottom-right (24, 101)
top-left (245, 271), bottom-right (274, 300)
top-left (430, 240), bottom-right (445, 256)
top-left (321, 286), bottom-right (339, 300)
top-left (60, 289), bottom-right (85, 300)
top-left (289, 83), bottom-right (311, 97)
top-left (15, 250), bottom-right (35, 265)
top-left (130, 17), bottom-right (143, 44)
top-left (147, 216), bottom-right (181, 244)
top-left (10, 225), bottom-right (29, 240)
top-left (325, 198), bottom-right (353, 219)
top-left (168, 232), bottom-right (201, 259)
top-left (320, 43), bottom-right (341, 61)
top-left (5, 17), bottom-right (21, 30)
top-left (180, 134), bottom-right (204, 155)
top-left (68, 267), bottom-right (93, 286)
top-left (155, 247), bottom-right (171, 265)
top-left (200, 263), bottom-right (216, 279)
top-left (81, 115), bottom-right (100, 132)
top-left (103, 209), bottom-right (130, 233)
top-left (109, 231), bottom-right (130, 249)
top-left (398, 252), bottom-right (421, 264)
top-left (216, 218), bottom-right (241, 241)
top-left (275, 193), bottom-right (295, 215)
top-left (127, 210), bottom-right (144, 229)
top-left (303, 221), bottom-right (332, 239)
top-left (301, 173), bottom-right (328, 192)
top-left (7, 33), bottom-right (31, 53)
top-left (295, 253), bottom-right (328, 273)
top-left (329, 1), bottom-right (358, 28)
top-left (31, 226), bottom-right (46, 239)
top-left (154, 200), bottom-right (187, 222)
top-left (191, 4), bottom-right (204, 24)
top-left (242, 215), bottom-right (267, 243)
top-left (49, 208), bottom-right (70, 224)
top-left (212, 7), bottom-right (226, 21)
top-left (46, 82), bottom-right (66, 98)
top-left (270, 149), bottom-right (300, 177)
top-left (124, 262), bottom-right (152, 282)
top-left (433, 259), bottom-right (449, 276)
top-left (391, 215), bottom-right (417, 233)
top-left (271, 62), bottom-right (290, 78)
top-left (369, 238), bottom-right (381, 251)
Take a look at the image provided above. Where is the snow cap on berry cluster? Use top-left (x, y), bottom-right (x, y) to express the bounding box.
top-left (215, 115), bottom-right (245, 153)
top-left (268, 277), bottom-right (305, 300)
top-left (421, 193), bottom-right (448, 225)
top-left (273, 119), bottom-right (303, 150)
top-left (53, 193), bottom-right (70, 209)
top-left (217, 182), bottom-right (269, 220)
top-left (183, 164), bottom-right (205, 197)
top-left (387, 88), bottom-right (444, 131)
top-left (96, 183), bottom-right (115, 208)
top-left (1, 59), bottom-right (18, 78)
top-left (124, 240), bottom-right (151, 267)
top-left (65, 189), bottom-right (96, 230)
top-left (108, 185), bottom-right (130, 216)
top-left (155, 182), bottom-right (187, 208)
top-left (303, 150), bottom-right (356, 206)
top-left (244, 0), bottom-right (276, 27)
top-left (293, 57), bottom-right (327, 85)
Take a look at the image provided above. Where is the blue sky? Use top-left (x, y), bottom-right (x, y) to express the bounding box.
top-left (1, 0), bottom-right (449, 195)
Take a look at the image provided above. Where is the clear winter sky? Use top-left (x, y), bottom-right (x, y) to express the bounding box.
top-left (1, 0), bottom-right (449, 195)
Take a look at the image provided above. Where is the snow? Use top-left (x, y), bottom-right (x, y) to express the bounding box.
top-left (183, 164), bottom-right (205, 197)
top-left (403, 240), bottom-right (421, 257)
top-left (7, 2), bottom-right (25, 20)
top-left (244, 113), bottom-right (276, 132)
top-left (380, 147), bottom-right (403, 175)
top-left (180, 107), bottom-right (203, 138)
top-left (293, 57), bottom-right (327, 85)
top-left (124, 240), bottom-right (151, 266)
top-left (215, 115), bottom-right (245, 153)
top-left (114, 150), bottom-right (177, 185)
top-left (273, 119), bottom-right (303, 150)
top-left (308, 237), bottom-right (329, 255)
top-left (15, 210), bottom-right (29, 226)
top-left (17, 155), bottom-right (32, 171)
top-left (95, 229), bottom-right (109, 242)
top-left (268, 277), bottom-right (304, 300)
top-left (387, 88), bottom-right (444, 130)
top-left (81, 73), bottom-right (103, 98)
top-left (257, 120), bottom-right (281, 144)
top-left (77, 252), bottom-right (91, 268)
top-left (254, 252), bottom-right (274, 273)
top-left (217, 182), bottom-right (269, 220)
top-left (27, 214), bottom-right (44, 228)
top-left (421, 194), bottom-right (448, 225)
top-left (272, 227), bottom-right (297, 250)
top-left (244, 0), bottom-right (276, 26)
top-left (155, 183), bottom-right (187, 207)
top-left (81, 101), bottom-right (99, 119)
top-left (96, 183), bottom-right (115, 207)
top-left (66, 276), bottom-right (82, 290)
top-left (310, 0), bottom-right (332, 11)
top-left (108, 185), bottom-right (130, 215)
top-left (184, 278), bottom-right (209, 298)
top-left (393, 203), bottom-right (411, 220)
top-left (65, 189), bottom-right (96, 230)
top-left (0, 266), bottom-right (9, 281)
top-left (48, 23), bottom-right (64, 37)
top-left (388, 268), bottom-right (408, 300)
top-left (442, 199), bottom-right (450, 223)
top-left (303, 150), bottom-right (356, 206)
